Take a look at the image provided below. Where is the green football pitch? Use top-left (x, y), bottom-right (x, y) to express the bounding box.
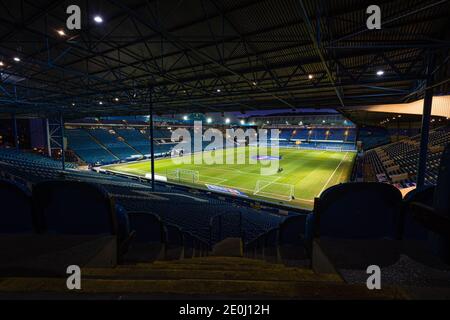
top-left (103, 147), bottom-right (356, 209)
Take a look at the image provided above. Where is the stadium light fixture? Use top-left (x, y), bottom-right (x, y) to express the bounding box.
top-left (98, 101), bottom-right (103, 105)
top-left (206, 118), bottom-right (212, 124)
top-left (216, 89), bottom-right (221, 93)
top-left (0, 61), bottom-right (4, 67)
top-left (183, 115), bottom-right (188, 121)
top-left (225, 118), bottom-right (230, 124)
top-left (114, 97), bottom-right (119, 102)
top-left (13, 57), bottom-right (20, 62)
top-left (94, 16), bottom-right (103, 23)
top-left (71, 103), bottom-right (75, 107)
top-left (376, 70), bottom-right (384, 76)
top-left (240, 120), bottom-right (245, 125)
top-left (308, 74), bottom-right (314, 79)
top-left (252, 81), bottom-right (257, 86)
top-left (57, 29), bottom-right (66, 37)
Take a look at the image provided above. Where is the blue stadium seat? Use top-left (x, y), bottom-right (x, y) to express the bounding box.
top-left (315, 182), bottom-right (402, 239)
top-left (263, 228), bottom-right (279, 263)
top-left (311, 182), bottom-right (403, 271)
top-left (32, 181), bottom-right (118, 236)
top-left (182, 231), bottom-right (195, 259)
top-left (129, 211), bottom-right (165, 243)
top-left (125, 211), bottom-right (165, 262)
top-left (407, 144), bottom-right (450, 264)
top-left (403, 186), bottom-right (435, 240)
top-left (278, 214), bottom-right (309, 263)
top-left (0, 180), bottom-right (34, 233)
top-left (164, 223), bottom-right (184, 260)
top-left (279, 214), bottom-right (307, 245)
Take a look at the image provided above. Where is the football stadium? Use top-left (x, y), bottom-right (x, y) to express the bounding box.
top-left (103, 146), bottom-right (355, 208)
top-left (0, 0), bottom-right (450, 304)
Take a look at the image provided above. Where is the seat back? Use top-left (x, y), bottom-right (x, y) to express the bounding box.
top-left (316, 182), bottom-right (403, 239)
top-left (165, 224), bottom-right (183, 246)
top-left (128, 212), bottom-right (165, 243)
top-left (430, 144), bottom-right (450, 263)
top-left (278, 214), bottom-right (307, 245)
top-left (182, 232), bottom-right (195, 258)
top-left (403, 186), bottom-right (435, 240)
top-left (182, 231), bottom-right (195, 249)
top-left (0, 180), bottom-right (33, 233)
top-left (115, 204), bottom-right (131, 245)
top-left (264, 228), bottom-right (279, 247)
top-left (33, 181), bottom-right (116, 235)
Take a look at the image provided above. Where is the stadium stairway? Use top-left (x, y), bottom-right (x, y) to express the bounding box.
top-left (0, 256), bottom-right (406, 299)
top-left (84, 129), bottom-right (121, 161)
top-left (115, 131), bottom-right (144, 157)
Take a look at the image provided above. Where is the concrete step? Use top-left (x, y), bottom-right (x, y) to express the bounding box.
top-left (0, 277), bottom-right (406, 299)
top-left (82, 266), bottom-right (341, 282)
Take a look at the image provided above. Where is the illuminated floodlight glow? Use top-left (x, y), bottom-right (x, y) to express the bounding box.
top-left (376, 70), bottom-right (384, 76)
top-left (216, 89), bottom-right (221, 93)
top-left (308, 74), bottom-right (314, 79)
top-left (94, 16), bottom-right (103, 23)
top-left (225, 118), bottom-right (230, 124)
top-left (240, 120), bottom-right (245, 125)
top-left (183, 115), bottom-right (188, 121)
top-left (206, 118), bottom-right (212, 124)
top-left (57, 29), bottom-right (66, 36)
top-left (13, 57), bottom-right (20, 62)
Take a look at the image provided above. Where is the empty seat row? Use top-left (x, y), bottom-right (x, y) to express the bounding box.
top-left (245, 144), bottom-right (450, 272)
top-left (0, 180), bottom-right (209, 265)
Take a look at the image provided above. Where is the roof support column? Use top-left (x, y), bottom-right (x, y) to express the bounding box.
top-left (60, 113), bottom-right (66, 171)
top-left (416, 51), bottom-right (436, 189)
top-left (12, 113), bottom-right (19, 150)
top-left (45, 119), bottom-right (52, 157)
top-left (149, 90), bottom-right (155, 191)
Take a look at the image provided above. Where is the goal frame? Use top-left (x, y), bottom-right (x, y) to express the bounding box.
top-left (166, 168), bottom-right (199, 184)
top-left (254, 180), bottom-right (295, 201)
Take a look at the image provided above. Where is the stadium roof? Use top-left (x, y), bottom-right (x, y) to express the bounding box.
top-left (0, 0), bottom-right (449, 119)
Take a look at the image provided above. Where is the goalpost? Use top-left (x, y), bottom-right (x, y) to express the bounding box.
top-left (166, 169), bottom-right (199, 184)
top-left (254, 180), bottom-right (295, 201)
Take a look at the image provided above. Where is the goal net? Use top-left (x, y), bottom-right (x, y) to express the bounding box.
top-left (254, 180), bottom-right (295, 201)
top-left (166, 169), bottom-right (199, 184)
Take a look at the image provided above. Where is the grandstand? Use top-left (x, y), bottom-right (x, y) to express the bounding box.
top-left (363, 127), bottom-right (450, 190)
top-left (0, 0), bottom-right (450, 303)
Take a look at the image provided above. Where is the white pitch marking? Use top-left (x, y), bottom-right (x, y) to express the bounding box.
top-left (317, 152), bottom-right (349, 196)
